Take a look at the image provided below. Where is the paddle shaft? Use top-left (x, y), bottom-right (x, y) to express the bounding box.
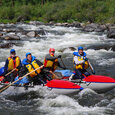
top-left (49, 71), bottom-right (60, 79)
top-left (88, 60), bottom-right (95, 73)
top-left (0, 65), bottom-right (44, 93)
top-left (5, 68), bottom-right (16, 76)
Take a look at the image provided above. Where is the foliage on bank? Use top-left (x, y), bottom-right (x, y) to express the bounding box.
top-left (0, 0), bottom-right (115, 24)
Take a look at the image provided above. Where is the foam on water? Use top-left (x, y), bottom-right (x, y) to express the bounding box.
top-left (39, 95), bottom-right (107, 115)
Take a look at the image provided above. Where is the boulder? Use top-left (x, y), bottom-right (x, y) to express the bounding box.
top-left (83, 23), bottom-right (106, 32)
top-left (107, 27), bottom-right (115, 39)
top-left (37, 30), bottom-right (46, 35)
top-left (72, 22), bottom-right (81, 28)
top-left (4, 35), bottom-right (20, 40)
top-left (68, 47), bottom-right (76, 51)
top-left (83, 23), bottom-right (98, 32)
top-left (27, 31), bottom-right (40, 37)
top-left (86, 44), bottom-right (112, 51)
top-left (95, 25), bottom-right (107, 32)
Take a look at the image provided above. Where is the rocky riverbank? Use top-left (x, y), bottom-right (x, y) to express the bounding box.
top-left (0, 21), bottom-right (115, 51)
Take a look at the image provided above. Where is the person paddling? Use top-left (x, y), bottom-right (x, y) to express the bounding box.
top-left (20, 52), bottom-right (49, 85)
top-left (3, 49), bottom-right (22, 82)
top-left (44, 48), bottom-right (66, 72)
top-left (70, 46), bottom-right (90, 80)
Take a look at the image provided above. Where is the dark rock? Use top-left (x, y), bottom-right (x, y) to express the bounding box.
top-left (67, 22), bottom-right (82, 28)
top-left (86, 44), bottom-right (112, 51)
top-left (83, 23), bottom-right (106, 32)
top-left (73, 22), bottom-right (81, 28)
top-left (16, 15), bottom-right (29, 22)
top-left (78, 89), bottom-right (103, 107)
top-left (68, 47), bottom-right (76, 51)
top-left (95, 25), bottom-right (107, 32)
top-left (37, 30), bottom-right (46, 35)
top-left (107, 27), bottom-right (115, 39)
top-left (0, 43), bottom-right (14, 48)
top-left (83, 23), bottom-right (98, 32)
top-left (112, 45), bottom-right (115, 51)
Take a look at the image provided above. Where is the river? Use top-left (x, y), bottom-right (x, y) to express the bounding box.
top-left (0, 23), bottom-right (115, 115)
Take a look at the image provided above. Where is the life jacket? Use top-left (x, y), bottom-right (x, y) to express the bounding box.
top-left (44, 54), bottom-right (58, 71)
top-left (22, 56), bottom-right (41, 78)
top-left (73, 52), bottom-right (89, 70)
top-left (8, 56), bottom-right (20, 71)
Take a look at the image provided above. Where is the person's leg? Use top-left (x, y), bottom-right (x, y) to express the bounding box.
top-left (82, 69), bottom-right (90, 77)
top-left (73, 69), bottom-right (83, 79)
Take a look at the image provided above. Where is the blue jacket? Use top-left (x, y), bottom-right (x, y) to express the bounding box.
top-left (22, 56), bottom-right (36, 65)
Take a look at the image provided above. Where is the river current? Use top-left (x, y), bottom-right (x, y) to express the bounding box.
top-left (0, 23), bottom-right (115, 115)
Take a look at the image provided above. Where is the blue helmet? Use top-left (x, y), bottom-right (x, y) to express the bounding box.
top-left (78, 46), bottom-right (83, 51)
top-left (26, 52), bottom-right (31, 58)
top-left (10, 49), bottom-right (15, 53)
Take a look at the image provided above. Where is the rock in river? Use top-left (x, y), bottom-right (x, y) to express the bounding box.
top-left (107, 27), bottom-right (115, 39)
top-left (27, 31), bottom-right (40, 37)
top-left (4, 35), bottom-right (20, 40)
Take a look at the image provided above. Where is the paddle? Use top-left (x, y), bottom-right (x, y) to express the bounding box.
top-left (88, 60), bottom-right (95, 74)
top-left (43, 69), bottom-right (60, 80)
top-left (0, 65), bottom-right (44, 93)
top-left (49, 71), bottom-right (61, 80)
top-left (5, 68), bottom-right (16, 77)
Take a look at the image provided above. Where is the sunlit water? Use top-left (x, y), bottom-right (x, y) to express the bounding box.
top-left (0, 23), bottom-right (115, 115)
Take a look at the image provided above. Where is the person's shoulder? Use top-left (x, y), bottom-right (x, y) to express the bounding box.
top-left (22, 58), bottom-right (28, 65)
top-left (83, 52), bottom-right (87, 56)
top-left (73, 52), bottom-right (79, 56)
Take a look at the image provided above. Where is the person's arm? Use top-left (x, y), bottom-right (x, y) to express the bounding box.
top-left (18, 65), bottom-right (28, 77)
top-left (45, 54), bottom-right (57, 61)
top-left (74, 56), bottom-right (84, 65)
top-left (4, 59), bottom-right (9, 75)
top-left (35, 59), bottom-right (43, 66)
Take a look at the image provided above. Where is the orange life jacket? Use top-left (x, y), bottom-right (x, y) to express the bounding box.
top-left (8, 56), bottom-right (20, 71)
top-left (44, 54), bottom-right (58, 71)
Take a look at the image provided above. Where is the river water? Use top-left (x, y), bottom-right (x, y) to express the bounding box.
top-left (0, 23), bottom-right (115, 115)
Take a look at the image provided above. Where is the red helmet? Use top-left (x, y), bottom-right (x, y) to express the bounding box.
top-left (49, 48), bottom-right (55, 54)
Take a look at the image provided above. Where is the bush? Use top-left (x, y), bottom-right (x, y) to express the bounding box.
top-left (0, 0), bottom-right (114, 24)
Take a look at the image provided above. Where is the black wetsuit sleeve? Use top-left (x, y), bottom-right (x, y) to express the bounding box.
top-left (18, 65), bottom-right (28, 77)
top-left (45, 54), bottom-right (57, 61)
top-left (35, 59), bottom-right (43, 66)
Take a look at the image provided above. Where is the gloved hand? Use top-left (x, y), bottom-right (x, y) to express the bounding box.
top-left (92, 71), bottom-right (95, 74)
top-left (84, 57), bottom-right (88, 61)
top-left (58, 55), bottom-right (61, 58)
